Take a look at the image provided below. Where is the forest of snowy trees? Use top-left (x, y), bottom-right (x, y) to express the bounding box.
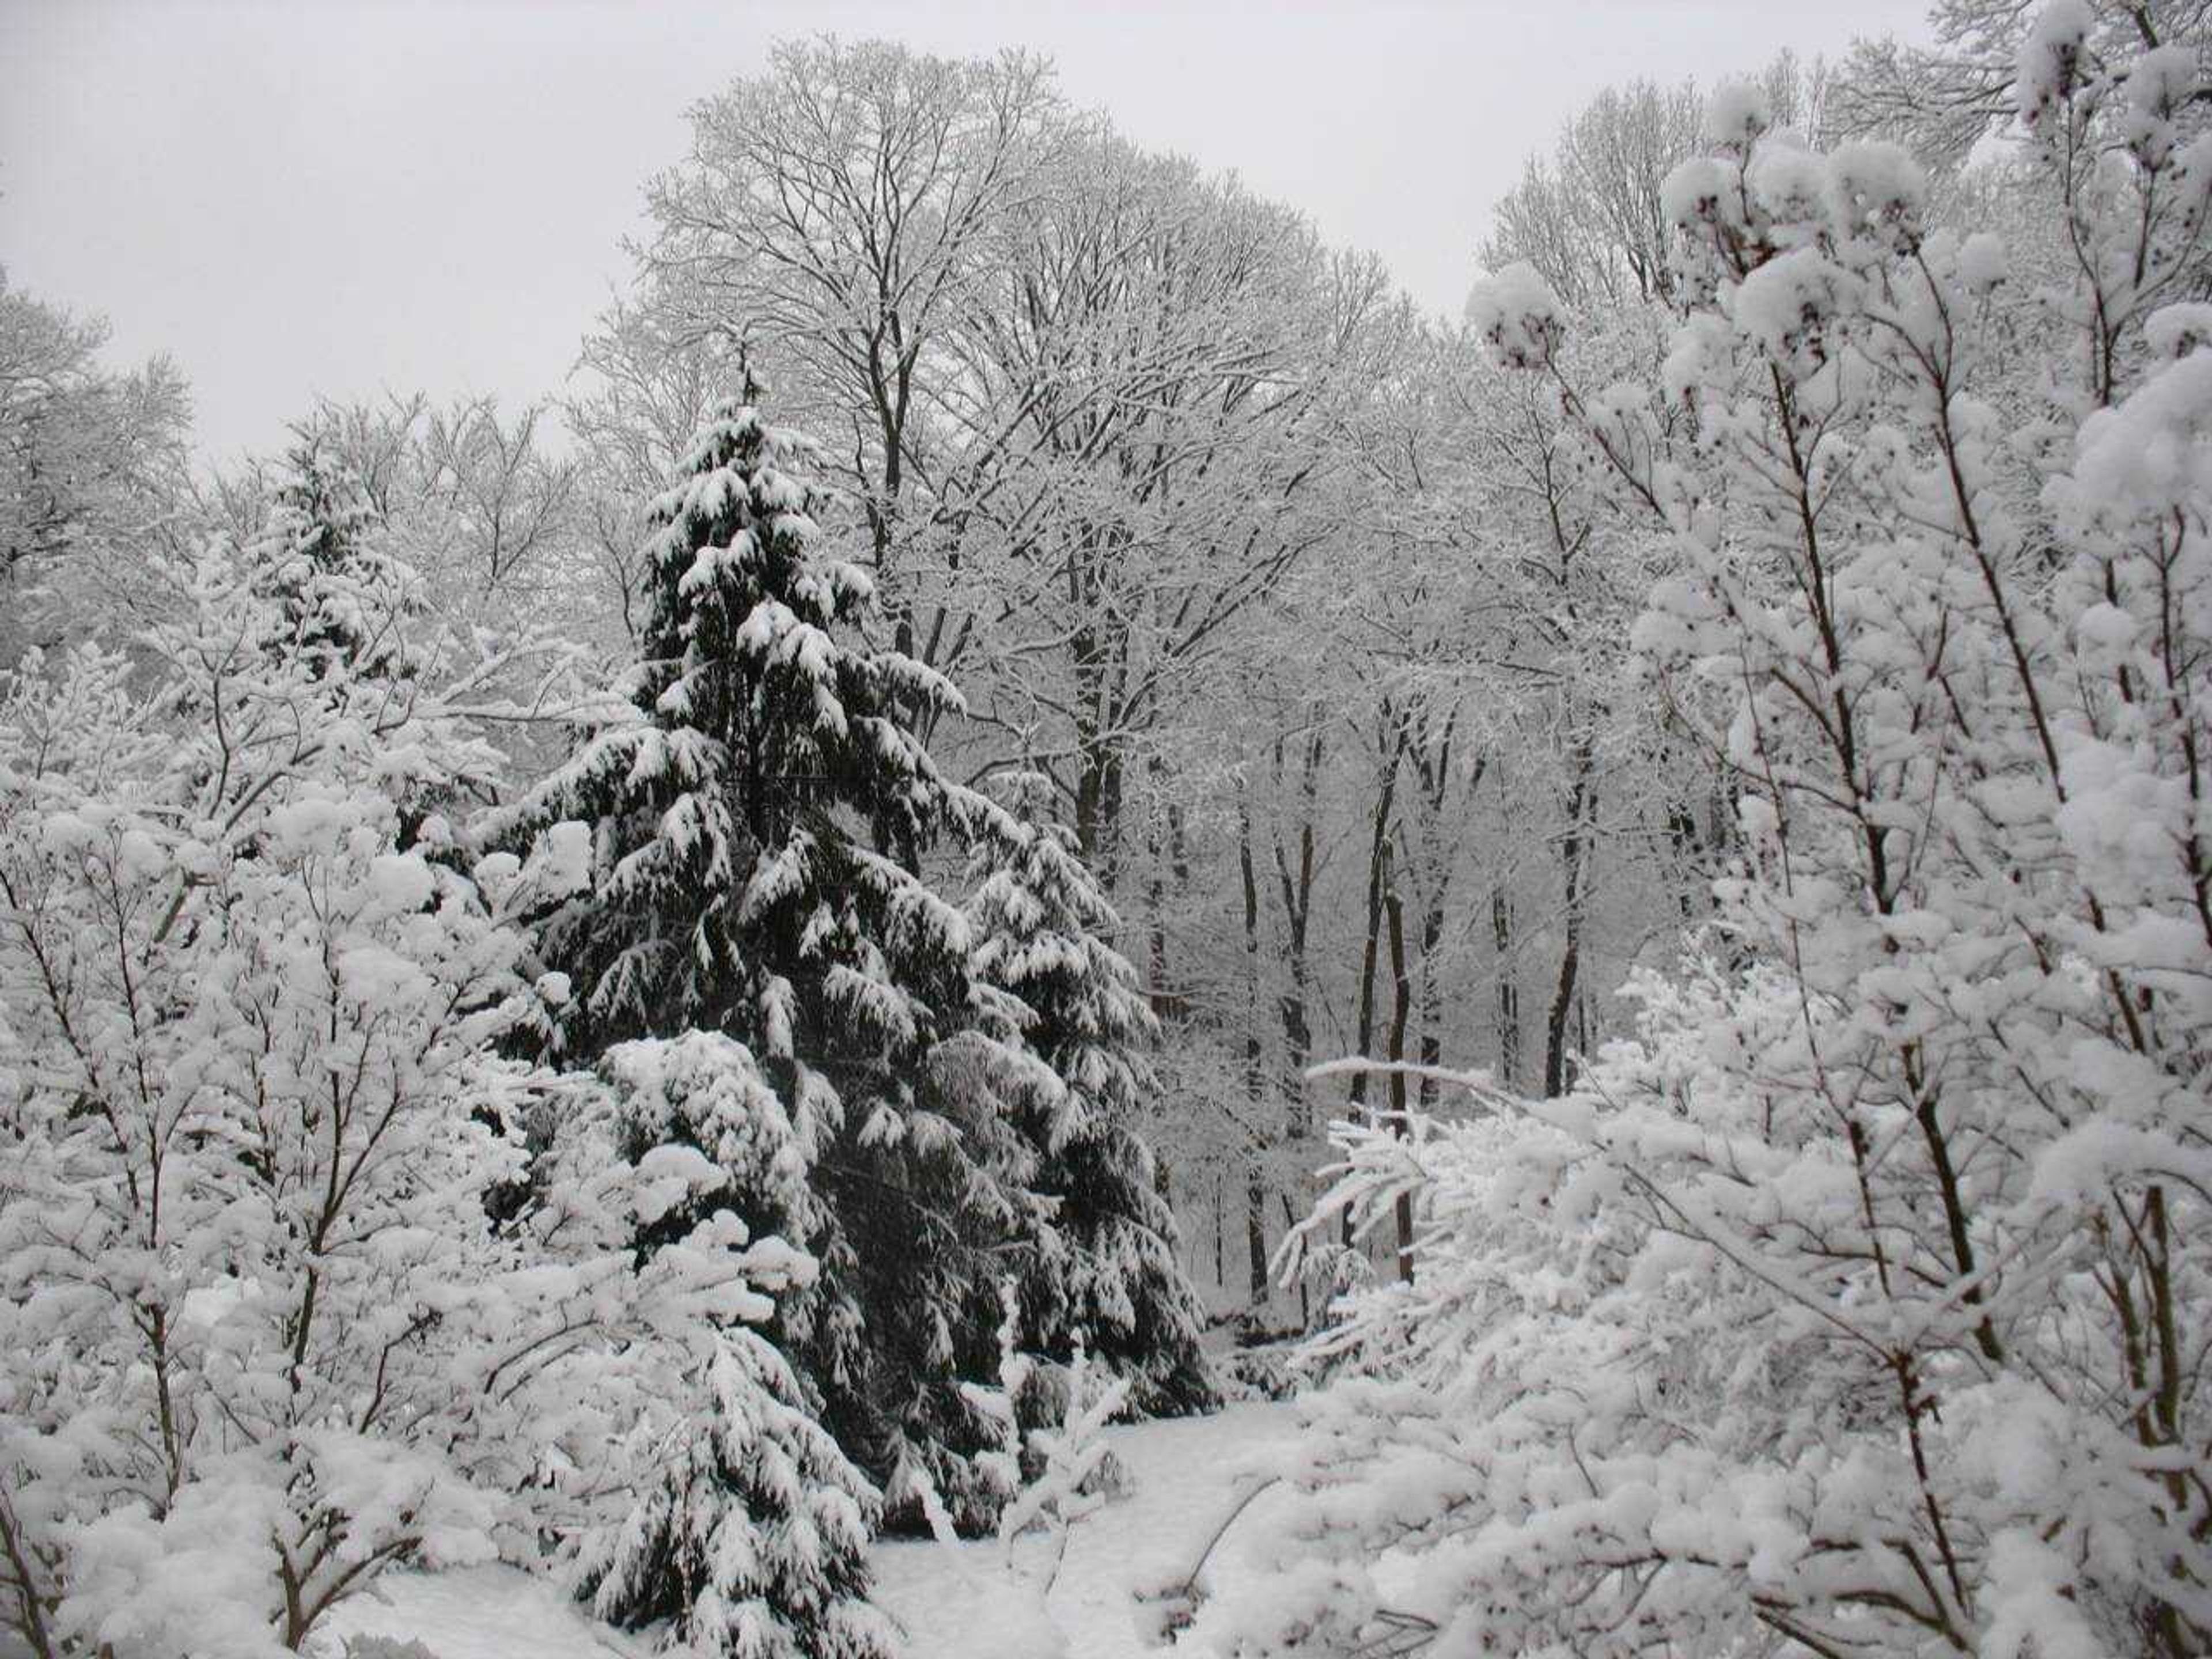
top-left (5, 0), bottom-right (2212, 1653)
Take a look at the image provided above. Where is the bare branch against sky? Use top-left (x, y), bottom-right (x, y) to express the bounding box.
top-left (1, 0), bottom-right (1928, 461)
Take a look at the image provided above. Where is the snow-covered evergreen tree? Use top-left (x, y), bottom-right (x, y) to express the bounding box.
top-left (577, 1327), bottom-right (898, 1659)
top-left (249, 434), bottom-right (418, 682)
top-left (504, 374), bottom-right (1055, 1528)
top-left (965, 797), bottom-right (1214, 1415)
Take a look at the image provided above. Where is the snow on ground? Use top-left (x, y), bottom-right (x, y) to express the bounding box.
top-left (872, 1401), bottom-right (1298, 1659)
top-left (320, 1400), bottom-right (1300, 1659)
top-left (321, 1563), bottom-right (657, 1659)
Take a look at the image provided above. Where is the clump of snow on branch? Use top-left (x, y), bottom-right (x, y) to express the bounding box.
top-left (1465, 262), bottom-right (1565, 369)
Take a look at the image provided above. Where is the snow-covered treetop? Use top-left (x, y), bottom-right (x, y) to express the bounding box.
top-left (1464, 261), bottom-right (1565, 370)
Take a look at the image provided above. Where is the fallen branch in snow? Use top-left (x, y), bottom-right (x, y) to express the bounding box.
top-left (1133, 1474), bottom-right (1286, 1645)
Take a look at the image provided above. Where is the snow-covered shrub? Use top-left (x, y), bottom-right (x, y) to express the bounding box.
top-left (900, 1286), bottom-right (1134, 1659)
top-left (0, 546), bottom-right (798, 1658)
top-left (1184, 18), bottom-right (2212, 1657)
top-left (1215, 1350), bottom-right (1295, 1406)
top-left (991, 1345), bottom-right (1131, 1552)
top-left (961, 1285), bottom-right (1134, 1543)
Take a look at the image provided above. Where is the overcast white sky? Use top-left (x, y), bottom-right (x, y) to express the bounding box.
top-left (2, 0), bottom-right (1931, 464)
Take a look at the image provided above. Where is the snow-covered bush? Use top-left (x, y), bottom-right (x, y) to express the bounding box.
top-left (907, 1286), bottom-right (1133, 1659)
top-left (1194, 17), bottom-right (2212, 1657)
top-left (0, 545), bottom-right (800, 1658)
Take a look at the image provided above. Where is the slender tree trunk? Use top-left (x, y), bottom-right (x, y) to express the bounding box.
top-left (1416, 920), bottom-right (1445, 1113)
top-left (1666, 796), bottom-right (1701, 923)
top-left (1411, 802), bottom-right (1457, 1113)
top-left (1492, 886), bottom-right (1521, 1090)
top-left (1279, 946), bottom-right (1313, 1139)
top-left (1383, 846), bottom-right (1414, 1285)
top-left (1245, 1176), bottom-right (1270, 1311)
top-left (1147, 856), bottom-right (1172, 1022)
top-left (1343, 707), bottom-right (1408, 1243)
top-left (1273, 728), bottom-right (1323, 1143)
top-left (1074, 724), bottom-right (1110, 869)
top-left (1278, 1191), bottom-right (1310, 1327)
top-left (1070, 603), bottom-right (1126, 882)
top-left (1407, 715), bottom-right (1472, 1118)
top-left (1148, 753), bottom-right (1192, 1023)
top-left (1211, 1168), bottom-right (1225, 1290)
top-left (1238, 799), bottom-right (1271, 1311)
top-left (1543, 737), bottom-right (1597, 1099)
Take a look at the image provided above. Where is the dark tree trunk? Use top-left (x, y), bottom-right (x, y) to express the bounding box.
top-left (1543, 737), bottom-right (1596, 1099)
top-left (1211, 1168), bottom-right (1225, 1290)
top-left (1146, 760), bottom-right (1193, 1024)
top-left (1383, 846), bottom-right (1414, 1285)
top-left (1343, 706), bottom-right (1408, 1244)
top-left (1492, 886), bottom-right (1521, 1091)
top-left (1073, 729), bottom-right (1118, 874)
top-left (1272, 727), bottom-right (1324, 1142)
top-left (1246, 1176), bottom-right (1270, 1310)
top-left (1408, 719), bottom-right (1475, 1115)
top-left (1238, 799), bottom-right (1272, 1310)
top-left (1666, 797), bottom-right (1702, 922)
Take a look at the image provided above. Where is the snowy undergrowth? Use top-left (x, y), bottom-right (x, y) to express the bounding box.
top-left (319, 1406), bottom-right (1298, 1659)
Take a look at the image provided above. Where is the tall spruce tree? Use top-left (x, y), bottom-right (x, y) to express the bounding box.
top-left (506, 377), bottom-right (1049, 1528)
top-left (965, 799), bottom-right (1217, 1415)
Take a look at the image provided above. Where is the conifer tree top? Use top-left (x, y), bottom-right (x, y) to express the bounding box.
top-left (510, 373), bottom-right (1021, 1060)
